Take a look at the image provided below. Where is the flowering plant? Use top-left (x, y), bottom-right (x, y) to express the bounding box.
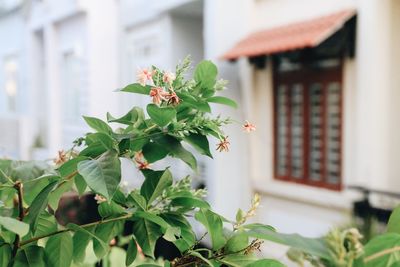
top-left (0, 58), bottom-right (399, 267)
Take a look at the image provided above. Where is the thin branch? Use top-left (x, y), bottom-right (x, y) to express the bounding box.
top-left (172, 239), bottom-right (262, 267)
top-left (364, 246), bottom-right (400, 263)
top-left (11, 181), bottom-right (25, 258)
top-left (20, 213), bottom-right (132, 247)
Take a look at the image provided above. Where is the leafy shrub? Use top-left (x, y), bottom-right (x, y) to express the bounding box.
top-left (0, 58), bottom-right (399, 267)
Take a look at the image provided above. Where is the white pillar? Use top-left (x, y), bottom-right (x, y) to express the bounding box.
top-left (355, 0), bottom-right (392, 190)
top-left (85, 0), bottom-right (119, 118)
top-left (44, 24), bottom-right (62, 155)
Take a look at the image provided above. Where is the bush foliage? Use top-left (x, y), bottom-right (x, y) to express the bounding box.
top-left (0, 58), bottom-right (399, 267)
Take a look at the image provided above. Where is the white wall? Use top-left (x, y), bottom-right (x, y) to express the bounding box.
top-left (170, 15), bottom-right (203, 66)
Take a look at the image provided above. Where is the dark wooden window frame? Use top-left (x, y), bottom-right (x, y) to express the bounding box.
top-left (273, 61), bottom-right (343, 191)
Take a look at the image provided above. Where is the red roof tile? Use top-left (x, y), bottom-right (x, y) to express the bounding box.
top-left (222, 9), bottom-right (356, 60)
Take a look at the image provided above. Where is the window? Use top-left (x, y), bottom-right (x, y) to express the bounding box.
top-left (3, 56), bottom-right (18, 113)
top-left (273, 59), bottom-right (343, 190)
top-left (61, 50), bottom-right (84, 124)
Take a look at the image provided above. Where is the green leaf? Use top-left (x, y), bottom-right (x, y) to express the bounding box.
top-left (92, 221), bottom-right (123, 258)
top-left (80, 142), bottom-right (108, 158)
top-left (195, 209), bottom-right (226, 250)
top-left (48, 179), bottom-right (73, 210)
top-left (126, 237), bottom-right (138, 266)
top-left (127, 191), bottom-right (147, 211)
top-left (188, 251), bottom-right (215, 267)
top-left (34, 212), bottom-right (57, 237)
top-left (140, 169), bottom-right (173, 207)
top-left (57, 156), bottom-right (88, 177)
top-left (45, 232), bottom-right (73, 267)
top-left (23, 175), bottom-right (54, 205)
top-left (163, 226), bottom-right (181, 242)
top-left (86, 133), bottom-right (115, 150)
top-left (225, 231), bottom-right (249, 253)
top-left (121, 83), bottom-right (151, 95)
top-left (72, 230), bottom-right (91, 263)
top-left (244, 224), bottom-right (331, 261)
top-left (388, 206), bottom-right (400, 234)
top-left (8, 161), bottom-right (49, 182)
top-left (0, 244), bottom-right (11, 267)
top-left (83, 116), bottom-right (112, 134)
top-left (67, 223), bottom-right (109, 261)
top-left (160, 213), bottom-right (196, 252)
top-left (142, 142), bottom-right (169, 163)
top-left (78, 150), bottom-right (121, 200)
top-left (170, 196), bottom-right (210, 209)
top-left (236, 209), bottom-right (244, 223)
top-left (364, 233), bottom-right (400, 267)
top-left (245, 259), bottom-right (286, 267)
top-left (218, 254), bottom-right (258, 267)
top-left (132, 218), bottom-right (162, 258)
top-left (146, 104), bottom-right (176, 127)
top-left (130, 137), bottom-right (149, 152)
top-left (74, 174), bottom-right (87, 195)
top-left (98, 201), bottom-right (125, 218)
top-left (26, 181), bottom-right (57, 230)
top-left (194, 60), bottom-right (218, 90)
top-left (0, 216), bottom-right (29, 237)
top-left (107, 107), bottom-right (144, 126)
top-left (184, 133), bottom-right (212, 158)
top-left (13, 245), bottom-right (46, 267)
top-left (132, 211), bottom-right (170, 232)
top-left (154, 135), bottom-right (197, 170)
top-left (207, 96), bottom-right (238, 108)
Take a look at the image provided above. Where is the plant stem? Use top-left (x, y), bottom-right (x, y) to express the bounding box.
top-left (364, 246), bottom-right (400, 263)
top-left (172, 239), bottom-right (259, 267)
top-left (20, 213), bottom-right (132, 247)
top-left (11, 181), bottom-right (25, 258)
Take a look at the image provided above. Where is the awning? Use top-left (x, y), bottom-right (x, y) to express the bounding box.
top-left (222, 9), bottom-right (356, 60)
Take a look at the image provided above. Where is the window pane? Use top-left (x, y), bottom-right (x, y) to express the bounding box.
top-left (276, 85), bottom-right (288, 176)
top-left (309, 83), bottom-right (323, 181)
top-left (326, 83), bottom-right (341, 185)
top-left (62, 51), bottom-right (83, 123)
top-left (3, 56), bottom-right (18, 113)
top-left (290, 84), bottom-right (303, 179)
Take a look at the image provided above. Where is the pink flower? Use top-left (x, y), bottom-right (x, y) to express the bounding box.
top-left (163, 71), bottom-right (176, 84)
top-left (149, 87), bottom-right (167, 105)
top-left (134, 152), bottom-right (150, 170)
top-left (54, 150), bottom-right (67, 165)
top-left (94, 194), bottom-right (107, 204)
top-left (165, 91), bottom-right (180, 106)
top-left (216, 136), bottom-right (230, 152)
top-left (137, 68), bottom-right (154, 86)
top-left (243, 121), bottom-right (256, 133)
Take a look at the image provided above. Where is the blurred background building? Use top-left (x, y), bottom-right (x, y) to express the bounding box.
top-left (1, 0), bottom-right (400, 259)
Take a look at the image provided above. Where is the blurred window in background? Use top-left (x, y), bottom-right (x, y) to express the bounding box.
top-left (3, 55), bottom-right (19, 113)
top-left (274, 58), bottom-right (342, 190)
top-left (62, 50), bottom-right (83, 124)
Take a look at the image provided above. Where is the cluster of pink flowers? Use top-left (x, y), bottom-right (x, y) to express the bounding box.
top-left (137, 68), bottom-right (180, 106)
top-left (138, 67), bottom-right (257, 155)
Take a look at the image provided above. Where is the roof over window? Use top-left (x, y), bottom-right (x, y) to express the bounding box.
top-left (222, 9), bottom-right (356, 60)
